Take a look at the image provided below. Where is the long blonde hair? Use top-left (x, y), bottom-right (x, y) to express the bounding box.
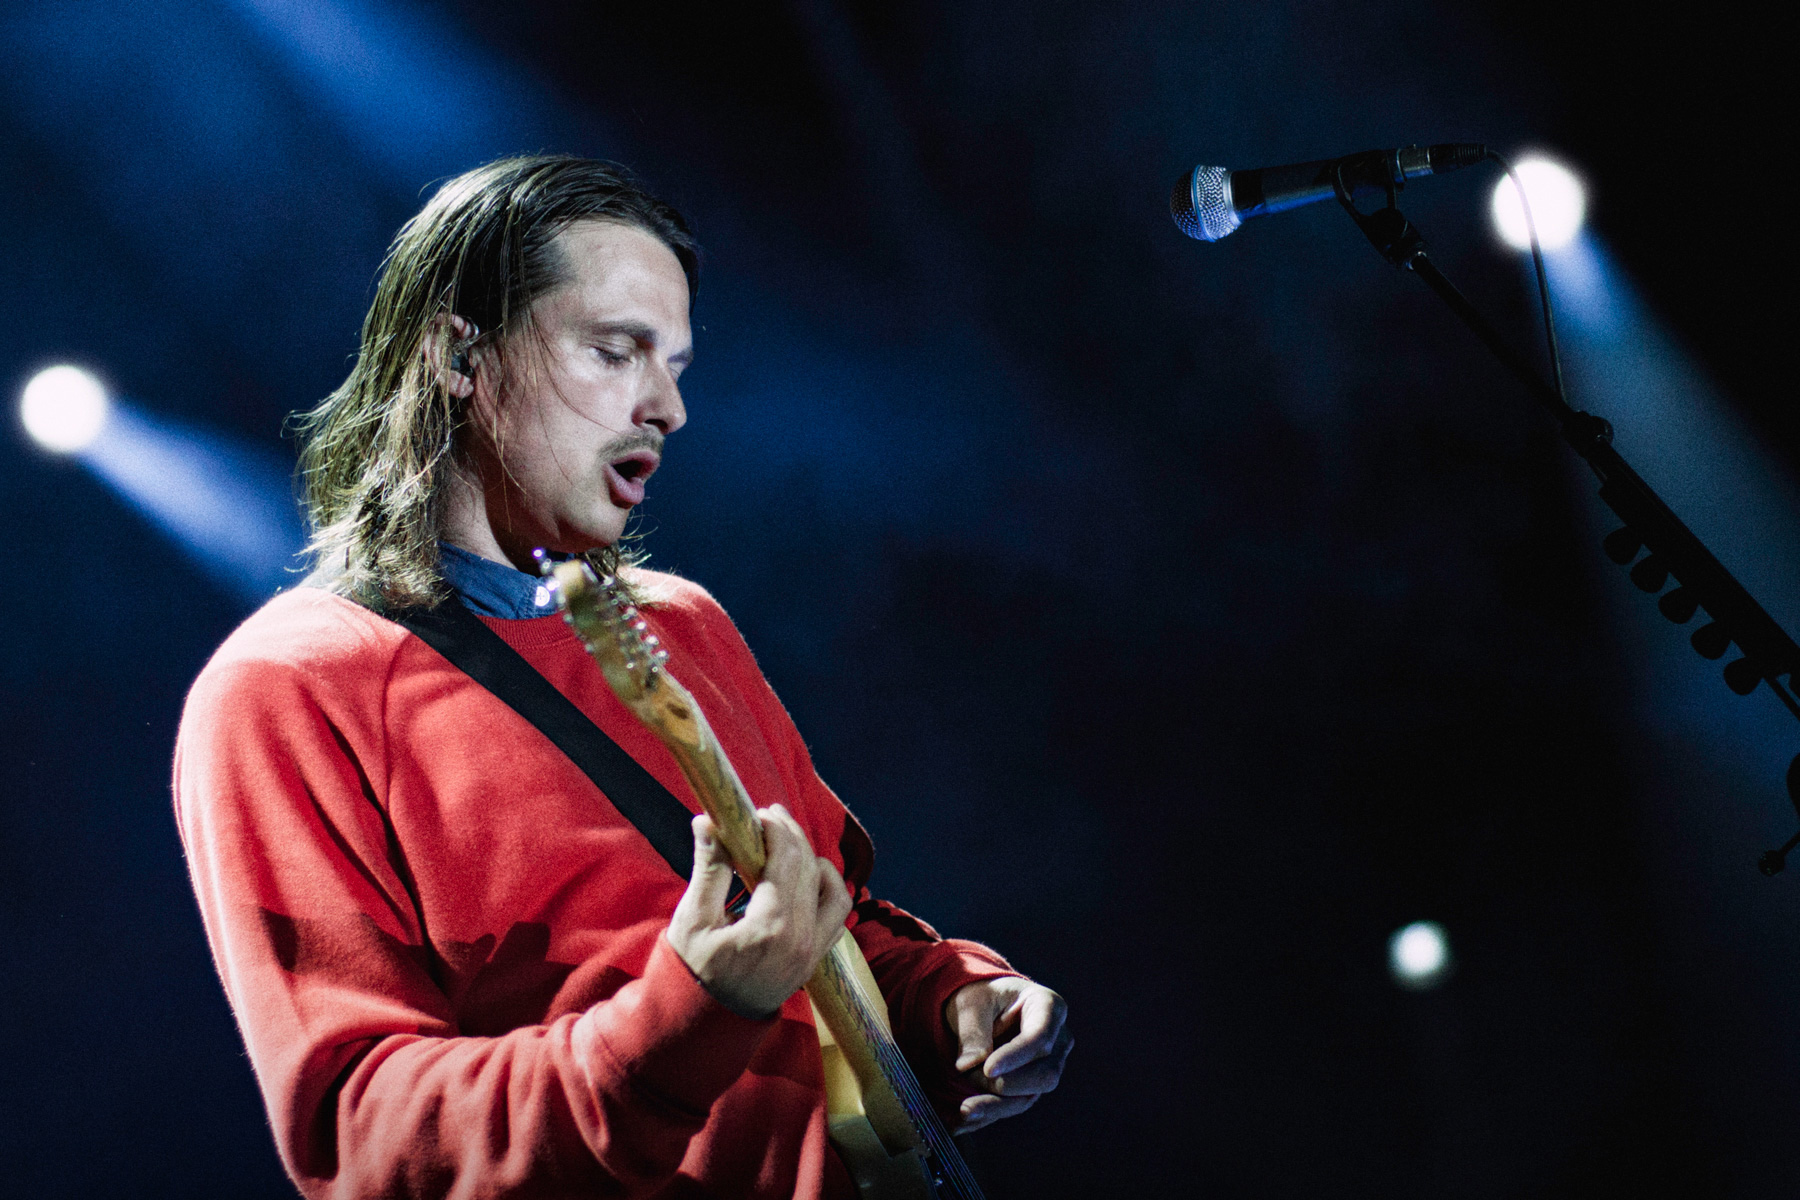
top-left (293, 155), bottom-right (698, 609)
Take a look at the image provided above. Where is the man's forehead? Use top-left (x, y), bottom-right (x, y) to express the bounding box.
top-left (555, 220), bottom-right (686, 287)
top-left (543, 223), bottom-right (689, 319)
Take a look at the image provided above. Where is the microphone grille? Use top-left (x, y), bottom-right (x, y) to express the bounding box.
top-left (1169, 164), bottom-right (1240, 242)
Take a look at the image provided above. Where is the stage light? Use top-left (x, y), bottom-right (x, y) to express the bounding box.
top-left (17, 364), bottom-right (306, 604)
top-left (1388, 920), bottom-right (1451, 989)
top-left (1491, 157), bottom-right (1586, 251)
top-left (21, 365), bottom-right (110, 452)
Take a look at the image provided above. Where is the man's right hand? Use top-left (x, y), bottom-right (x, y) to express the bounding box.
top-left (666, 804), bottom-right (853, 1019)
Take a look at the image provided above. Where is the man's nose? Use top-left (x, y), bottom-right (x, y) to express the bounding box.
top-left (637, 365), bottom-right (686, 435)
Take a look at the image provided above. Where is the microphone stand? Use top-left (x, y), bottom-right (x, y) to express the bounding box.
top-left (1331, 171), bottom-right (1800, 875)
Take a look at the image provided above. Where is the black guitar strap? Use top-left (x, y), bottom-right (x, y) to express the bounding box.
top-left (391, 598), bottom-right (749, 909)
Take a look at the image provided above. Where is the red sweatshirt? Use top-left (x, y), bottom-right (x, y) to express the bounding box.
top-left (173, 573), bottom-right (1014, 1199)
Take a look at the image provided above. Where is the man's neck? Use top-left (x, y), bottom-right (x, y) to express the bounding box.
top-left (435, 467), bottom-right (514, 568)
top-left (438, 466), bottom-right (537, 572)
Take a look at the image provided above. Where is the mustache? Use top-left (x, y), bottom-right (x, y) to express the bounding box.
top-left (599, 429), bottom-right (664, 461)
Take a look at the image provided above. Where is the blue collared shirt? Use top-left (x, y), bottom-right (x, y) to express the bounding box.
top-left (437, 541), bottom-right (558, 619)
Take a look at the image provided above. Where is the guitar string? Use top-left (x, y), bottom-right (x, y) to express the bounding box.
top-left (824, 953), bottom-right (975, 1197)
top-left (843, 969), bottom-right (983, 1199)
top-left (824, 946), bottom-right (986, 1199)
top-left (820, 955), bottom-right (943, 1152)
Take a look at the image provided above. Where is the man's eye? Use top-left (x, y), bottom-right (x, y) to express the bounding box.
top-left (595, 346), bottom-right (631, 365)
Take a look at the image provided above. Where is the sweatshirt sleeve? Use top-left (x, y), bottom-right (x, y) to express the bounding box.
top-left (173, 629), bottom-right (773, 1199)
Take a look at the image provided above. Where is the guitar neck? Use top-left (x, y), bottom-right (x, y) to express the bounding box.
top-left (627, 672), bottom-right (770, 881)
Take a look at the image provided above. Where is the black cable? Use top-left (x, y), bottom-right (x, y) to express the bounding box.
top-left (1487, 151), bottom-right (1569, 405)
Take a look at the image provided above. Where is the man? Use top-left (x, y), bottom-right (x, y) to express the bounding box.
top-left (174, 155), bottom-right (1070, 1198)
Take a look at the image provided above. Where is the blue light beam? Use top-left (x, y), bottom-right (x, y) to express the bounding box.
top-left (1545, 233), bottom-right (1800, 822)
top-left (80, 403), bottom-right (306, 606)
top-left (222, 0), bottom-right (593, 185)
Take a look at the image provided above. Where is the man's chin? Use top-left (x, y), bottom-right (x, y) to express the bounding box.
top-left (551, 515), bottom-right (629, 558)
top-left (493, 528), bottom-right (620, 571)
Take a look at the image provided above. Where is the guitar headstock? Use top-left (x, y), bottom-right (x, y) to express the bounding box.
top-left (541, 554), bottom-right (669, 708)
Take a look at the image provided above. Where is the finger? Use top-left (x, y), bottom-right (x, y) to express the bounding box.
top-left (989, 1032), bottom-right (1073, 1097)
top-left (745, 813), bottom-right (802, 906)
top-left (673, 815), bottom-right (735, 930)
top-left (951, 986), bottom-right (1002, 1074)
top-left (956, 1092), bottom-right (1039, 1133)
top-left (816, 855), bottom-right (851, 917)
top-left (811, 855), bottom-right (852, 948)
top-left (741, 806), bottom-right (809, 922)
top-left (756, 805), bottom-right (813, 882)
top-left (985, 987), bottom-right (1067, 1078)
top-left (765, 806), bottom-right (824, 905)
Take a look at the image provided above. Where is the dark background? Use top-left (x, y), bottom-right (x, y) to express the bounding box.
top-left (2, 2), bottom-right (1793, 1196)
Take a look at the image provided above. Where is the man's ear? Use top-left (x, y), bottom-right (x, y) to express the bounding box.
top-left (424, 314), bottom-right (482, 399)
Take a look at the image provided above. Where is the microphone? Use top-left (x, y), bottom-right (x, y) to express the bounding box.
top-left (1170, 144), bottom-right (1488, 242)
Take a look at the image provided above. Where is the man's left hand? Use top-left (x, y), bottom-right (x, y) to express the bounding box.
top-left (943, 977), bottom-right (1072, 1133)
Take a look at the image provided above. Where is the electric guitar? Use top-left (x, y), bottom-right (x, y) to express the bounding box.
top-left (546, 560), bottom-right (985, 1200)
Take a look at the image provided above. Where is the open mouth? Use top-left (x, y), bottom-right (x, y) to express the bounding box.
top-left (604, 450), bottom-right (659, 507)
top-left (612, 456), bottom-right (653, 482)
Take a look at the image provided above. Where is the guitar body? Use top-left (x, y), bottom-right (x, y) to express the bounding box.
top-left (824, 1118), bottom-right (933, 1199)
top-left (549, 560), bottom-right (983, 1200)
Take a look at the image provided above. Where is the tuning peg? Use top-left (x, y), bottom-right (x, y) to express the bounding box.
top-left (1690, 621), bottom-right (1731, 660)
top-left (1657, 586), bottom-right (1700, 624)
top-left (1602, 527), bottom-right (1641, 564)
top-left (1629, 555), bottom-right (1668, 592)
top-left (1724, 657), bottom-right (1763, 695)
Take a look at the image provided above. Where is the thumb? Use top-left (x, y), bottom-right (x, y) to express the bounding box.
top-left (951, 988), bottom-right (998, 1074)
top-left (675, 815), bottom-right (736, 927)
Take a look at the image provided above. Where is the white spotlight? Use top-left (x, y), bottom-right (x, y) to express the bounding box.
top-left (21, 365), bottom-right (111, 453)
top-left (1491, 157), bottom-right (1586, 251)
top-left (1388, 920), bottom-right (1451, 990)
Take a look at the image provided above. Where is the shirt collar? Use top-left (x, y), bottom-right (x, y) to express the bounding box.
top-left (437, 541), bottom-right (557, 620)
